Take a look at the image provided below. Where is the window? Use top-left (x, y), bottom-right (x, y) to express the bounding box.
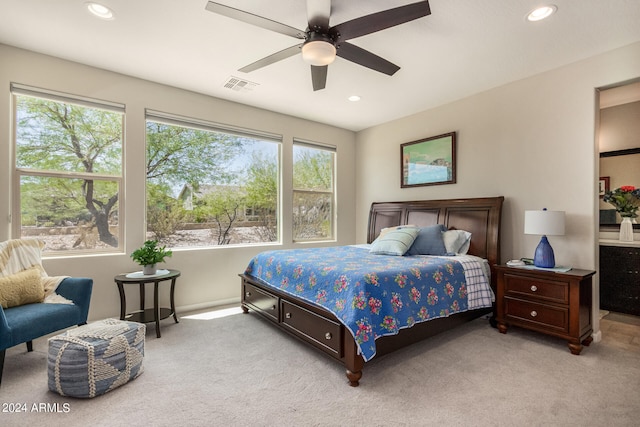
top-left (12, 84), bottom-right (124, 254)
top-left (293, 140), bottom-right (335, 241)
top-left (145, 110), bottom-right (280, 248)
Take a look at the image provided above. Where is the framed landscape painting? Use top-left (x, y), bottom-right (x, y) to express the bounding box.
top-left (401, 132), bottom-right (456, 188)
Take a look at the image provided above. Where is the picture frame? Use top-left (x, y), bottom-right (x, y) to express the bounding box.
top-left (401, 132), bottom-right (456, 188)
top-left (598, 176), bottom-right (610, 197)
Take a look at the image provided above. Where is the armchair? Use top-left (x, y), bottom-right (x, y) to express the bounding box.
top-left (0, 238), bottom-right (94, 385)
top-left (0, 278), bottom-right (93, 385)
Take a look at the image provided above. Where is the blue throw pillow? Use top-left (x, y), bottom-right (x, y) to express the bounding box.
top-left (370, 227), bottom-right (420, 256)
top-left (406, 224), bottom-right (449, 256)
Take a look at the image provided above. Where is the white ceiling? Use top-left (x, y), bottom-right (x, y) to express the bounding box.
top-left (1, 0), bottom-right (640, 131)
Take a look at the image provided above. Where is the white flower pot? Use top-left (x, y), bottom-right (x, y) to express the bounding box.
top-left (619, 217), bottom-right (634, 242)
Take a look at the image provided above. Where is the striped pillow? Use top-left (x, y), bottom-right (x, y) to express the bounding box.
top-left (369, 226), bottom-right (420, 256)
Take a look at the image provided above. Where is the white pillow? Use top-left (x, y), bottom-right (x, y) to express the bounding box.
top-left (370, 227), bottom-right (420, 256)
top-left (442, 230), bottom-right (472, 255)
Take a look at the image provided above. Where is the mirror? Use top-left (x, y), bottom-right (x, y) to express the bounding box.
top-left (598, 82), bottom-right (640, 229)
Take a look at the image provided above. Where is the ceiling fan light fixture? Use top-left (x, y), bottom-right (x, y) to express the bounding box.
top-left (302, 40), bottom-right (336, 66)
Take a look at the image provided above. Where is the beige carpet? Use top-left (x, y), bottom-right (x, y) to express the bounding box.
top-left (2, 309), bottom-right (639, 427)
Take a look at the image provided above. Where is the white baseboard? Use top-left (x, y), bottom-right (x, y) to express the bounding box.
top-left (177, 297), bottom-right (241, 314)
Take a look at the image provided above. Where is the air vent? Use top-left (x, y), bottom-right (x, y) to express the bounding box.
top-left (223, 76), bottom-right (259, 92)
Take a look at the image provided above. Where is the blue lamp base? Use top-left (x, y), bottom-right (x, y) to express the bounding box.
top-left (534, 235), bottom-right (555, 268)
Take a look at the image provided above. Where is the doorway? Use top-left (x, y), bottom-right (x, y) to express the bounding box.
top-left (596, 81), bottom-right (640, 349)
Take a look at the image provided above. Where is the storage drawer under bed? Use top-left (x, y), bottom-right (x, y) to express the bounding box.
top-left (281, 300), bottom-right (343, 358)
top-left (243, 282), bottom-right (279, 323)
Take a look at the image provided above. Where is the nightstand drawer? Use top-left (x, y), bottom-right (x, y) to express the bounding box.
top-left (504, 274), bottom-right (568, 304)
top-left (504, 297), bottom-right (568, 333)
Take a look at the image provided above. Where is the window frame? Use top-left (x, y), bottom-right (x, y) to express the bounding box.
top-left (11, 83), bottom-right (125, 256)
top-left (292, 139), bottom-right (337, 243)
top-left (144, 109), bottom-right (283, 249)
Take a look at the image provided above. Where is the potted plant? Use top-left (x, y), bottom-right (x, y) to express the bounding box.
top-left (131, 240), bottom-right (172, 275)
top-left (603, 185), bottom-right (640, 241)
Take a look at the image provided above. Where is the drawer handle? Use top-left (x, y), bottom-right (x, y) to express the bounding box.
top-left (325, 332), bottom-right (332, 340)
top-left (530, 285), bottom-right (537, 292)
top-left (530, 310), bottom-right (538, 317)
top-left (245, 292), bottom-right (251, 298)
top-left (271, 305), bottom-right (276, 311)
top-left (285, 312), bottom-right (292, 319)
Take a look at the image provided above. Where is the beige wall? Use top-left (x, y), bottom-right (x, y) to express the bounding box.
top-left (355, 42), bottom-right (640, 336)
top-left (0, 44), bottom-right (357, 320)
top-left (600, 154), bottom-right (640, 204)
top-left (599, 101), bottom-right (640, 152)
top-left (2, 41), bottom-right (640, 335)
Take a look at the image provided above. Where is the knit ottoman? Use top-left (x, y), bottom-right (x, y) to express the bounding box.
top-left (48, 318), bottom-right (145, 398)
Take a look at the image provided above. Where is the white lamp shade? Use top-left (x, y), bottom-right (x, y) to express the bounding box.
top-left (301, 41), bottom-right (336, 66)
top-left (524, 210), bottom-right (565, 236)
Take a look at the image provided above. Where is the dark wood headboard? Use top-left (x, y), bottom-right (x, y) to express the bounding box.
top-left (367, 197), bottom-right (504, 270)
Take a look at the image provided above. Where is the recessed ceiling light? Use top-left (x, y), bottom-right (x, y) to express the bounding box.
top-left (86, 2), bottom-right (114, 20)
top-left (348, 95), bottom-right (361, 102)
top-left (526, 5), bottom-right (557, 22)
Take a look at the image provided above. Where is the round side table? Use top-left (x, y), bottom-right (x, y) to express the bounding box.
top-left (114, 269), bottom-right (181, 338)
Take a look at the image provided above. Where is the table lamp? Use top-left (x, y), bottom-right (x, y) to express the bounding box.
top-left (524, 209), bottom-right (565, 268)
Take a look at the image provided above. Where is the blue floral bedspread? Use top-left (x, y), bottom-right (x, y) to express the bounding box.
top-left (245, 245), bottom-right (492, 362)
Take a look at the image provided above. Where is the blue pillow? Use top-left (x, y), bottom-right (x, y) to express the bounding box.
top-left (406, 224), bottom-right (449, 256)
top-left (370, 227), bottom-right (420, 256)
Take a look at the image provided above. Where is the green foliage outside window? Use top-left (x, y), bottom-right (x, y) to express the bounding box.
top-left (293, 145), bottom-right (335, 241)
top-left (145, 119), bottom-right (279, 248)
top-left (14, 89), bottom-right (336, 253)
top-left (15, 95), bottom-right (123, 251)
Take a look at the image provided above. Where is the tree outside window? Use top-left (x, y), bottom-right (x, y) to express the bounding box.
top-left (293, 142), bottom-right (335, 241)
top-left (14, 92), bottom-right (123, 253)
top-left (13, 88), bottom-right (335, 253)
top-left (145, 117), bottom-right (280, 248)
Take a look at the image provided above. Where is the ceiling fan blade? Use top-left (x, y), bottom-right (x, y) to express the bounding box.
top-left (239, 44), bottom-right (302, 73)
top-left (205, 1), bottom-right (305, 39)
top-left (311, 65), bottom-right (328, 91)
top-left (307, 0), bottom-right (331, 30)
top-left (336, 42), bottom-right (400, 76)
top-left (331, 1), bottom-right (430, 41)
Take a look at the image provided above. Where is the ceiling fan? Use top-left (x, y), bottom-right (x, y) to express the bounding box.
top-left (205, 1), bottom-right (431, 91)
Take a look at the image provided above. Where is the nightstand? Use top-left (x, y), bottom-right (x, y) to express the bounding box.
top-left (495, 265), bottom-right (595, 355)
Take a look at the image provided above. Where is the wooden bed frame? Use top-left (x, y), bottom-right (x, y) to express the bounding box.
top-left (240, 196), bottom-right (504, 386)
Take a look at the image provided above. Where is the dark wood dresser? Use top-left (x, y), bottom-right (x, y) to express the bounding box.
top-left (599, 242), bottom-right (640, 316)
top-left (495, 265), bottom-right (595, 355)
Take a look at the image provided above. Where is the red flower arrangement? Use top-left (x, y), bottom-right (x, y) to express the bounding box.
top-left (603, 186), bottom-right (640, 218)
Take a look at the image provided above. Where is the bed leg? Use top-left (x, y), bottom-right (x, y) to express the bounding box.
top-left (344, 338), bottom-right (364, 387)
top-left (346, 369), bottom-right (362, 387)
